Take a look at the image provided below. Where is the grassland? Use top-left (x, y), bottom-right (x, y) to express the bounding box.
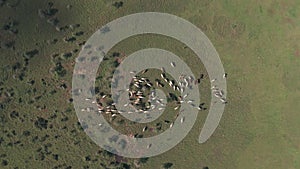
top-left (0, 0), bottom-right (299, 169)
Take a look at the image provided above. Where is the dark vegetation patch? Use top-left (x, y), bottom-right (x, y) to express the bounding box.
top-left (52, 62), bottom-right (66, 78)
top-left (162, 162), bottom-right (173, 169)
top-left (112, 1), bottom-right (124, 9)
top-left (34, 117), bottom-right (48, 130)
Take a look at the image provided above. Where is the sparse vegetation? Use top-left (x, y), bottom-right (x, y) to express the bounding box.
top-left (0, 0), bottom-right (299, 169)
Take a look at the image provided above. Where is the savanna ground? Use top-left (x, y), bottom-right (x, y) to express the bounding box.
top-left (0, 0), bottom-right (299, 169)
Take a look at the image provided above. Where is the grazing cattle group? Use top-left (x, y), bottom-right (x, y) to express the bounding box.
top-left (82, 62), bottom-right (227, 137)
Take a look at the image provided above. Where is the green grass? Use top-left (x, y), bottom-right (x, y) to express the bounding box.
top-left (0, 0), bottom-right (299, 168)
